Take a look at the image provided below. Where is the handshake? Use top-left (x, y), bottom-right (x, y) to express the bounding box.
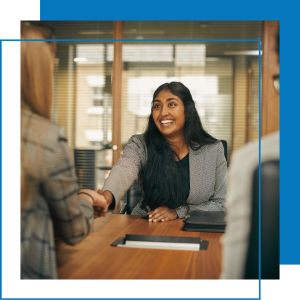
top-left (78, 188), bottom-right (114, 219)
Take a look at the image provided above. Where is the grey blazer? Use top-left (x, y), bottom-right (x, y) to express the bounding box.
top-left (103, 134), bottom-right (227, 218)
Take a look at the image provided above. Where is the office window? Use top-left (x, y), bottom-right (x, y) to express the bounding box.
top-left (74, 43), bottom-right (114, 189)
top-left (121, 21), bottom-right (262, 161)
top-left (27, 21), bottom-right (262, 189)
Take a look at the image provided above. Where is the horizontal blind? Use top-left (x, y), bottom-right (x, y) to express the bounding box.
top-left (29, 21), bottom-right (114, 40)
top-left (74, 149), bottom-right (95, 190)
top-left (30, 21), bottom-right (114, 190)
top-left (123, 21), bottom-right (262, 40)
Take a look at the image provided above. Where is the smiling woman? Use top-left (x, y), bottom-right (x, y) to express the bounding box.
top-left (152, 89), bottom-right (186, 140)
top-left (100, 82), bottom-right (227, 221)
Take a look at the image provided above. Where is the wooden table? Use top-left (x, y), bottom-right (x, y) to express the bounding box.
top-left (57, 214), bottom-right (223, 279)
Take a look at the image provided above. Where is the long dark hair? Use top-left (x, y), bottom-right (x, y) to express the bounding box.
top-left (138, 82), bottom-right (217, 211)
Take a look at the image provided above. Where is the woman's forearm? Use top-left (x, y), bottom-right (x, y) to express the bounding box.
top-left (103, 190), bottom-right (114, 206)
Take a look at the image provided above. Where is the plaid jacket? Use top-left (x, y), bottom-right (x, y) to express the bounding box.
top-left (21, 107), bottom-right (93, 279)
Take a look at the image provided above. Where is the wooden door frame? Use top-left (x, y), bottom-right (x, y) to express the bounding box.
top-left (261, 21), bottom-right (280, 137)
top-left (112, 21), bottom-right (123, 166)
top-left (111, 21), bottom-right (123, 213)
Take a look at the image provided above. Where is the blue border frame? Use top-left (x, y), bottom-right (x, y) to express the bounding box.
top-left (32, 5), bottom-right (300, 270)
top-left (1, 37), bottom-right (261, 299)
top-left (3, 0), bottom-right (300, 294)
top-left (0, 40), bottom-right (2, 299)
top-left (38, 0), bottom-right (284, 21)
top-left (258, 40), bottom-right (262, 300)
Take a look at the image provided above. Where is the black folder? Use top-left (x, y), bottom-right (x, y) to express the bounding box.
top-left (183, 211), bottom-right (226, 233)
top-left (125, 234), bottom-right (201, 244)
top-left (111, 234), bottom-right (209, 250)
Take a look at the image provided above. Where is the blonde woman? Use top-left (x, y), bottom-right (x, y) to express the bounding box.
top-left (20, 22), bottom-right (109, 279)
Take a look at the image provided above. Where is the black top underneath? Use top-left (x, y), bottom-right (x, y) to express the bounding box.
top-left (176, 153), bottom-right (190, 201)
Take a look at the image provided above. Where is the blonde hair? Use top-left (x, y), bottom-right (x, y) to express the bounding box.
top-left (21, 22), bottom-right (56, 119)
top-left (21, 22), bottom-right (56, 207)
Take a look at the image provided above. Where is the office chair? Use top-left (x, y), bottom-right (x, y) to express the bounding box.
top-left (120, 181), bottom-right (142, 214)
top-left (220, 140), bottom-right (228, 166)
top-left (120, 140), bottom-right (228, 214)
top-left (244, 160), bottom-right (280, 279)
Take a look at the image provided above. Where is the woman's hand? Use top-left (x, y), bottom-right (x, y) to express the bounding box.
top-left (94, 189), bottom-right (114, 219)
top-left (147, 207), bottom-right (178, 222)
top-left (78, 189), bottom-right (109, 218)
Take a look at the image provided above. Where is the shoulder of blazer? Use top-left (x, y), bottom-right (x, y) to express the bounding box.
top-left (189, 140), bottom-right (222, 156)
top-left (127, 133), bottom-right (147, 149)
top-left (124, 133), bottom-right (148, 165)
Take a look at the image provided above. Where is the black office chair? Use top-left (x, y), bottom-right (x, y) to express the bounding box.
top-left (119, 181), bottom-right (142, 214)
top-left (120, 140), bottom-right (228, 214)
top-left (220, 140), bottom-right (228, 165)
top-left (244, 160), bottom-right (280, 279)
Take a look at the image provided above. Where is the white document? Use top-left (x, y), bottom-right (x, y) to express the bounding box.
top-left (117, 240), bottom-right (200, 251)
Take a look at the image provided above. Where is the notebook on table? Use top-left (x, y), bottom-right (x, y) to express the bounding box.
top-left (183, 211), bottom-right (226, 233)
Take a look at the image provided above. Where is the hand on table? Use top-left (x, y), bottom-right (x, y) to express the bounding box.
top-left (147, 207), bottom-right (178, 222)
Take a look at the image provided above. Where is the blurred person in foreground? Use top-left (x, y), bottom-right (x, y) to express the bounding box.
top-left (21, 22), bottom-right (109, 279)
top-left (96, 82), bottom-right (227, 221)
top-left (221, 32), bottom-right (280, 279)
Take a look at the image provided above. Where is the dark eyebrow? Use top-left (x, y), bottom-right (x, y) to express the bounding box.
top-left (153, 97), bottom-right (179, 103)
